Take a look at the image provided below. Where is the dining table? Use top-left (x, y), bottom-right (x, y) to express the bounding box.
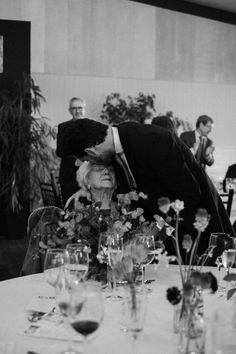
top-left (0, 264), bottom-right (236, 354)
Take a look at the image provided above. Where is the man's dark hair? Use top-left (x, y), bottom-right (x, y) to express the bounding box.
top-left (196, 115), bottom-right (213, 128)
top-left (60, 118), bottom-right (108, 158)
top-left (152, 115), bottom-right (177, 135)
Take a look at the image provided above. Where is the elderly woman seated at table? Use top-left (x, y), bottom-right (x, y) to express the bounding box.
top-left (66, 160), bottom-right (117, 210)
top-left (21, 161), bottom-right (117, 276)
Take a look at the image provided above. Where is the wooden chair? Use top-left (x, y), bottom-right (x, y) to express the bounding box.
top-left (39, 170), bottom-right (64, 209)
top-left (220, 188), bottom-right (234, 217)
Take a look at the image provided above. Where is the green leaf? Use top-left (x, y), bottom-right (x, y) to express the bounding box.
top-left (223, 273), bottom-right (236, 282)
top-left (227, 288), bottom-right (236, 300)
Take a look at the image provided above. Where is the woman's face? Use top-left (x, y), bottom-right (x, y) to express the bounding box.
top-left (87, 165), bottom-right (116, 191)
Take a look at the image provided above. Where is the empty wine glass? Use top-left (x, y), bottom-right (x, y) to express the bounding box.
top-left (55, 266), bottom-right (75, 354)
top-left (209, 233), bottom-right (235, 296)
top-left (222, 238), bottom-right (236, 275)
top-left (64, 243), bottom-right (90, 288)
top-left (107, 233), bottom-right (124, 300)
top-left (136, 234), bottom-right (155, 285)
top-left (98, 232), bottom-right (112, 292)
top-left (69, 283), bottom-right (104, 354)
top-left (44, 248), bottom-right (65, 287)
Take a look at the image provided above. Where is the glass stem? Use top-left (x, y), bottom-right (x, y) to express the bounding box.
top-left (142, 266), bottom-right (145, 285)
top-left (83, 338), bottom-right (88, 354)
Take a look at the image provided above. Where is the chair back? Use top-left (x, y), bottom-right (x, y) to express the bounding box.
top-left (39, 170), bottom-right (64, 209)
top-left (220, 188), bottom-right (234, 217)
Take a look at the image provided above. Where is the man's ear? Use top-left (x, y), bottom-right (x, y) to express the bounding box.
top-left (85, 148), bottom-right (96, 157)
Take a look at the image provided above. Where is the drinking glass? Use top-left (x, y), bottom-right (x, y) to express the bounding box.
top-left (222, 238), bottom-right (236, 275)
top-left (209, 233), bottom-right (231, 291)
top-left (55, 266), bottom-right (76, 354)
top-left (136, 234), bottom-right (155, 285)
top-left (69, 283), bottom-right (104, 354)
top-left (64, 243), bottom-right (90, 288)
top-left (44, 248), bottom-right (65, 287)
top-left (107, 233), bottom-right (123, 300)
top-left (98, 232), bottom-right (112, 292)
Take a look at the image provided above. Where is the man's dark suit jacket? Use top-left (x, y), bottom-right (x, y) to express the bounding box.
top-left (56, 120), bottom-right (78, 204)
top-left (115, 122), bottom-right (234, 255)
top-left (180, 130), bottom-right (214, 169)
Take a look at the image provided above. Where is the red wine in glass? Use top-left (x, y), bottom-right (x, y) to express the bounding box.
top-left (71, 320), bottom-right (99, 337)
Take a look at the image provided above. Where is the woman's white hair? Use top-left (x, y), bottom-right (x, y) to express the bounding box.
top-left (76, 161), bottom-right (92, 191)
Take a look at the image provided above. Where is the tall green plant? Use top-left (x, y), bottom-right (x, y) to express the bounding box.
top-left (100, 92), bottom-right (156, 124)
top-left (0, 74), bottom-right (57, 212)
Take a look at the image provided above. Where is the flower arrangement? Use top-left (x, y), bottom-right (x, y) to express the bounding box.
top-left (154, 198), bottom-right (218, 336)
top-left (36, 191), bottom-right (158, 281)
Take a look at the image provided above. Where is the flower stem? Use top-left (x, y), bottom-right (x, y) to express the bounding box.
top-left (187, 231), bottom-right (201, 280)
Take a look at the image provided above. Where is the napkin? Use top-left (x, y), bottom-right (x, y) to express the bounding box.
top-left (26, 295), bottom-right (56, 314)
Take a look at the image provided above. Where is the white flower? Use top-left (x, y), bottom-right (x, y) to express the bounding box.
top-left (171, 199), bottom-right (184, 214)
top-left (139, 192), bottom-right (148, 199)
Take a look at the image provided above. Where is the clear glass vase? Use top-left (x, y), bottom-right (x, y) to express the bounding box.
top-left (121, 284), bottom-right (147, 335)
top-left (178, 310), bottom-right (206, 354)
top-left (174, 288), bottom-right (204, 334)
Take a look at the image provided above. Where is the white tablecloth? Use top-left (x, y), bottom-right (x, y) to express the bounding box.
top-left (0, 265), bottom-right (236, 354)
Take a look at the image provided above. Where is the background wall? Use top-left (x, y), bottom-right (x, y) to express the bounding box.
top-left (1, 0), bottom-right (236, 179)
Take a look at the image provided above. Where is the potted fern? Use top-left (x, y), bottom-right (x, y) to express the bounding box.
top-left (0, 74), bottom-right (57, 239)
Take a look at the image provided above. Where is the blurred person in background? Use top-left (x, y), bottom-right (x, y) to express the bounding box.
top-left (56, 97), bottom-right (86, 204)
top-left (180, 115), bottom-right (215, 170)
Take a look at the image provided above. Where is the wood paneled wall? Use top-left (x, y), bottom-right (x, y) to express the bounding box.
top-left (2, 0), bottom-right (236, 84)
top-left (1, 0), bottom-right (236, 178)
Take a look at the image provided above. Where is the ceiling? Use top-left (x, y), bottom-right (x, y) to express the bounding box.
top-left (185, 0), bottom-right (236, 14)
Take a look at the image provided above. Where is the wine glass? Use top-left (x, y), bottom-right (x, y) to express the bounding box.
top-left (107, 233), bottom-right (123, 299)
top-left (136, 234), bottom-right (155, 285)
top-left (54, 266), bottom-right (76, 354)
top-left (64, 243), bottom-right (90, 288)
top-left (69, 283), bottom-right (104, 354)
top-left (98, 232), bottom-right (113, 292)
top-left (222, 237), bottom-right (236, 275)
top-left (44, 248), bottom-right (65, 287)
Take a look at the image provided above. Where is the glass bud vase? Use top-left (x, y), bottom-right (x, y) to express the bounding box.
top-left (178, 311), bottom-right (206, 354)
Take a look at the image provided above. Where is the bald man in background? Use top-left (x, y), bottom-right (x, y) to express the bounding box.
top-left (56, 97), bottom-right (86, 204)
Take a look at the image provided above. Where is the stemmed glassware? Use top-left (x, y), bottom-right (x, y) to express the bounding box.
top-left (209, 233), bottom-right (235, 296)
top-left (107, 233), bottom-right (124, 300)
top-left (44, 248), bottom-right (65, 287)
top-left (98, 232), bottom-right (113, 292)
top-left (69, 283), bottom-right (104, 354)
top-left (64, 243), bottom-right (90, 288)
top-left (222, 238), bottom-right (236, 275)
top-left (136, 234), bottom-right (155, 285)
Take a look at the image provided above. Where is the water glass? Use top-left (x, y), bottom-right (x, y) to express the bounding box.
top-left (44, 248), bottom-right (65, 287)
top-left (64, 243), bottom-right (89, 287)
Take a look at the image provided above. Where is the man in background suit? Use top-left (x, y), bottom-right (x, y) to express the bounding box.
top-left (59, 118), bottom-right (234, 256)
top-left (180, 115), bottom-right (215, 170)
top-left (56, 97), bottom-right (86, 204)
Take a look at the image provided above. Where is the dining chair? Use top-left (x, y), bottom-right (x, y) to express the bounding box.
top-left (220, 188), bottom-right (234, 217)
top-left (40, 181), bottom-right (64, 209)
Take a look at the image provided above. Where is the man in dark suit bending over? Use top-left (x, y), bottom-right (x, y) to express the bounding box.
top-left (60, 118), bottom-right (234, 256)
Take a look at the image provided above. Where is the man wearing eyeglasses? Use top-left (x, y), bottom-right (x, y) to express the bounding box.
top-left (180, 115), bottom-right (215, 170)
top-left (56, 97), bottom-right (86, 204)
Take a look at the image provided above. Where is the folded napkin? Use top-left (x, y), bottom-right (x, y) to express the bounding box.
top-left (26, 295), bottom-right (56, 314)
